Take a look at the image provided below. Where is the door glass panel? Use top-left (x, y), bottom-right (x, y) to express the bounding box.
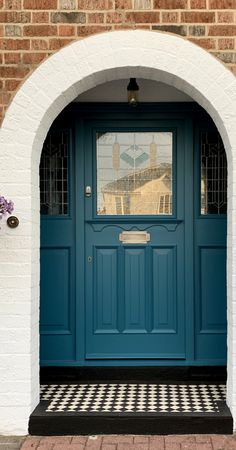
top-left (40, 129), bottom-right (69, 215)
top-left (96, 132), bottom-right (173, 216)
top-left (201, 131), bottom-right (227, 215)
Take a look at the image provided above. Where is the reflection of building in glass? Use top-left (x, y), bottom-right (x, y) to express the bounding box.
top-left (99, 163), bottom-right (172, 215)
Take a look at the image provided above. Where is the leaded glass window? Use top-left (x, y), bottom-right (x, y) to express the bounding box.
top-left (201, 131), bottom-right (227, 215)
top-left (96, 132), bottom-right (173, 216)
top-left (40, 129), bottom-right (69, 215)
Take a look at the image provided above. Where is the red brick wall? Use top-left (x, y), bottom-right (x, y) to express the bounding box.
top-left (0, 0), bottom-right (236, 123)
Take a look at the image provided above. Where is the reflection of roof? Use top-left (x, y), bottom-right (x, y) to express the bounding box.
top-left (102, 164), bottom-right (172, 193)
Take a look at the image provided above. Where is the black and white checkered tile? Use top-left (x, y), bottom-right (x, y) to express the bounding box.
top-left (40, 383), bottom-right (226, 414)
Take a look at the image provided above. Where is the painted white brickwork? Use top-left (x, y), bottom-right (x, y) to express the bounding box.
top-left (0, 30), bottom-right (236, 435)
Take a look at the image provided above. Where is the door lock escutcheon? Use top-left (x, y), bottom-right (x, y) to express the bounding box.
top-left (85, 186), bottom-right (92, 197)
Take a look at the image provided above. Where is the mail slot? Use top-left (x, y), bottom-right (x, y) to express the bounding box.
top-left (119, 231), bottom-right (150, 244)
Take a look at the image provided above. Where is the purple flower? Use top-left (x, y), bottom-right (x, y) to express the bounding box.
top-left (0, 196), bottom-right (14, 220)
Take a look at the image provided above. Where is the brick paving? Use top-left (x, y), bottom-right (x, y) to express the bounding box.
top-left (18, 435), bottom-right (236, 450)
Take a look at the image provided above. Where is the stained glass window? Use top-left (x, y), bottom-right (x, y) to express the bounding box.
top-left (40, 129), bottom-right (69, 215)
top-left (201, 131), bottom-right (227, 215)
top-left (96, 132), bottom-right (173, 216)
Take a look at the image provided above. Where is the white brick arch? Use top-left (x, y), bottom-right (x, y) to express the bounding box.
top-left (0, 30), bottom-right (236, 435)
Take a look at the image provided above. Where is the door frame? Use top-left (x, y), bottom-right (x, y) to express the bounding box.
top-left (40, 102), bottom-right (227, 366)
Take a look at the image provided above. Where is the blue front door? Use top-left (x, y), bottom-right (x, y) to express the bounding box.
top-left (40, 106), bottom-right (227, 366)
top-left (85, 121), bottom-right (186, 361)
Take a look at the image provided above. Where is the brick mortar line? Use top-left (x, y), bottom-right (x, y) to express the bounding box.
top-left (0, 48), bottom-right (235, 53)
top-left (0, 49), bottom-right (229, 53)
top-left (10, 21), bottom-right (233, 24)
top-left (73, 21), bottom-right (233, 23)
top-left (25, 9), bottom-right (234, 11)
top-left (7, 9), bottom-right (235, 11)
top-left (0, 25), bottom-right (235, 28)
top-left (1, 19), bottom-right (235, 23)
top-left (0, 35), bottom-right (235, 40)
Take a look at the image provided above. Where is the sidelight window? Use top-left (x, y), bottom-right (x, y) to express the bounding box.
top-left (201, 131), bottom-right (227, 215)
top-left (40, 129), bottom-right (69, 216)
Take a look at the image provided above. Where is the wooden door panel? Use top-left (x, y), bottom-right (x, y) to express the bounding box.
top-left (94, 247), bottom-right (119, 334)
top-left (199, 247), bottom-right (227, 333)
top-left (124, 247), bottom-right (147, 332)
top-left (152, 247), bottom-right (177, 333)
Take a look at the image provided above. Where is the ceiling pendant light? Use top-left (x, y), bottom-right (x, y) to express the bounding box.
top-left (127, 78), bottom-right (139, 107)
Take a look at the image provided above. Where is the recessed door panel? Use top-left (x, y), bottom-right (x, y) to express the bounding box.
top-left (40, 248), bottom-right (70, 332)
top-left (94, 247), bottom-right (119, 334)
top-left (124, 247), bottom-right (147, 332)
top-left (152, 247), bottom-right (177, 333)
top-left (199, 247), bottom-right (227, 333)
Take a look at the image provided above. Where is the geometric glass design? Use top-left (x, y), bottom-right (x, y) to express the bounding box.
top-left (201, 131), bottom-right (227, 215)
top-left (40, 130), bottom-right (69, 215)
top-left (96, 132), bottom-right (173, 215)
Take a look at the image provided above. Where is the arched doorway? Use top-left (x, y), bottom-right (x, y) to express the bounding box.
top-left (39, 99), bottom-right (227, 367)
top-left (0, 30), bottom-right (236, 434)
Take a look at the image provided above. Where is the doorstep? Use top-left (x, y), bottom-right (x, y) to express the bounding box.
top-left (29, 368), bottom-right (233, 436)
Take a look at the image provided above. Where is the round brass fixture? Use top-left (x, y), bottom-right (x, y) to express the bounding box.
top-left (7, 216), bottom-right (19, 229)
